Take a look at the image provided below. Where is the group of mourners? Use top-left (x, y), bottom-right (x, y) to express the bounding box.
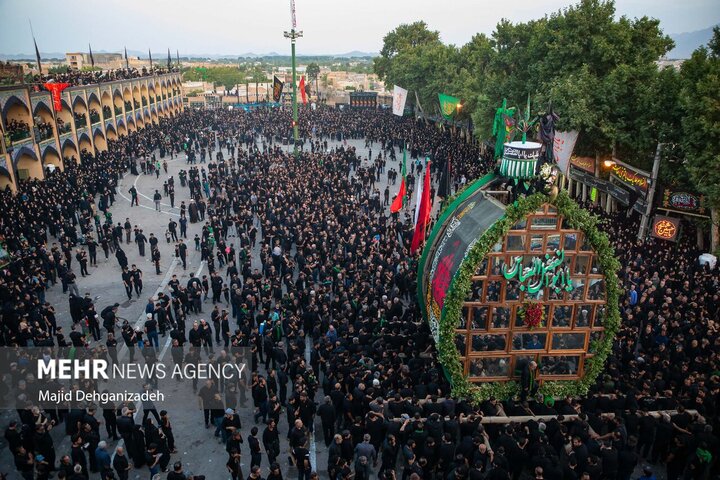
top-left (0, 105), bottom-right (717, 480)
top-left (25, 66), bottom-right (181, 88)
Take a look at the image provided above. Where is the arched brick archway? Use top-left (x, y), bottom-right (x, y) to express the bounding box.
top-left (78, 132), bottom-right (92, 154)
top-left (87, 93), bottom-right (101, 124)
top-left (3, 96), bottom-right (32, 143)
top-left (106, 124), bottom-right (118, 140)
top-left (93, 129), bottom-right (107, 151)
top-left (61, 138), bottom-right (78, 163)
top-left (42, 144), bottom-right (63, 171)
top-left (14, 146), bottom-right (43, 181)
top-left (32, 101), bottom-right (56, 141)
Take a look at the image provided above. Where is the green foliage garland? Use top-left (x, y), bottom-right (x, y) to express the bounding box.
top-left (436, 190), bottom-right (621, 405)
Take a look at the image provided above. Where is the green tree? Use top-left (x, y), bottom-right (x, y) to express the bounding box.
top-left (47, 65), bottom-right (68, 75)
top-left (374, 21), bottom-right (442, 88)
top-left (488, 0), bottom-right (673, 160)
top-left (375, 0), bottom-right (676, 171)
top-left (182, 66), bottom-right (246, 91)
top-left (680, 27), bottom-right (720, 249)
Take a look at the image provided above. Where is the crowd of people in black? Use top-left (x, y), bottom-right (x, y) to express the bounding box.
top-left (27, 66), bottom-right (181, 88)
top-left (6, 118), bottom-right (31, 142)
top-left (0, 106), bottom-right (718, 480)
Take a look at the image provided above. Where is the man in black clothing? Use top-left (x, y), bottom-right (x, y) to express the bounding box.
top-left (131, 265), bottom-right (143, 297)
top-left (4, 421), bottom-right (22, 453)
top-left (128, 186), bottom-right (139, 206)
top-left (121, 324), bottom-right (137, 362)
top-left (227, 448), bottom-right (243, 480)
top-left (198, 379), bottom-right (218, 428)
top-left (248, 426), bottom-right (262, 468)
top-left (71, 433), bottom-right (88, 475)
top-left (167, 461), bottom-right (188, 480)
top-left (113, 446), bottom-right (131, 480)
top-left (169, 219), bottom-right (179, 242)
top-left (154, 189), bottom-right (162, 211)
top-left (518, 359), bottom-right (538, 402)
top-left (293, 438), bottom-right (312, 480)
top-left (152, 247), bottom-right (162, 274)
top-left (318, 396), bottom-right (337, 446)
top-left (135, 229), bottom-right (147, 256)
top-left (101, 303), bottom-right (120, 335)
top-left (86, 235), bottom-right (98, 265)
top-left (177, 239), bottom-right (188, 269)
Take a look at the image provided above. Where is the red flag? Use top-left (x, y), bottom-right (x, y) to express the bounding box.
top-left (390, 178), bottom-right (406, 213)
top-left (390, 146), bottom-right (408, 213)
top-left (299, 76), bottom-right (307, 104)
top-left (44, 82), bottom-right (71, 111)
top-left (411, 161), bottom-right (432, 254)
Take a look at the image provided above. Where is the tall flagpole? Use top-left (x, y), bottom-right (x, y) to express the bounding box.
top-left (283, 0), bottom-right (302, 157)
top-left (29, 20), bottom-right (42, 75)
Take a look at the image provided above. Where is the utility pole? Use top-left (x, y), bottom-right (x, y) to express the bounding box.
top-left (638, 142), bottom-right (663, 240)
top-left (284, 0), bottom-right (302, 156)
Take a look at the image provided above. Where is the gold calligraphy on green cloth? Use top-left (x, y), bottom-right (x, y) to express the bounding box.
top-left (501, 249), bottom-right (574, 294)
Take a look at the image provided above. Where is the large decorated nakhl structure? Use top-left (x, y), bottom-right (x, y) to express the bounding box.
top-left (418, 101), bottom-right (621, 402)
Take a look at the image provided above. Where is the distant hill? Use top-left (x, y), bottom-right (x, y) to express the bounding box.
top-left (667, 25), bottom-right (717, 59)
top-left (0, 52), bottom-right (66, 61)
top-left (335, 51), bottom-right (378, 58)
top-left (0, 50), bottom-right (378, 61)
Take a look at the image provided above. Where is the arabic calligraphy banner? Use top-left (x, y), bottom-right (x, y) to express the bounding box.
top-left (610, 162), bottom-right (649, 193)
top-left (650, 215), bottom-right (680, 242)
top-left (502, 249), bottom-right (574, 295)
top-left (570, 156), bottom-right (595, 174)
top-left (662, 189), bottom-right (705, 214)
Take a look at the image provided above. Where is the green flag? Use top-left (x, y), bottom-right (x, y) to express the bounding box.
top-left (438, 93), bottom-right (460, 120)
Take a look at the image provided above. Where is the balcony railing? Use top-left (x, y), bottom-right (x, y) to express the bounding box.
top-left (37, 127), bottom-right (54, 142)
top-left (10, 130), bottom-right (31, 143)
top-left (57, 122), bottom-right (72, 134)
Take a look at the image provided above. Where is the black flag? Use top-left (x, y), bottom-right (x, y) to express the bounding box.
top-left (167, 48), bottom-right (171, 69)
top-left (273, 76), bottom-right (284, 103)
top-left (124, 46), bottom-right (129, 69)
top-left (148, 49), bottom-right (153, 69)
top-left (89, 43), bottom-right (95, 68)
top-left (34, 37), bottom-right (42, 75)
top-left (437, 157), bottom-right (452, 198)
top-left (176, 50), bottom-right (180, 66)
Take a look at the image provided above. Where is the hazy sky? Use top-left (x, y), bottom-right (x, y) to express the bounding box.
top-left (1, 0), bottom-right (718, 55)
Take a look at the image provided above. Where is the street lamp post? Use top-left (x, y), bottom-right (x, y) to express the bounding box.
top-left (638, 142), bottom-right (663, 241)
top-left (284, 5), bottom-right (303, 157)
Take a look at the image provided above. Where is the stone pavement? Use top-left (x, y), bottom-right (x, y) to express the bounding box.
top-left (0, 137), bottom-right (420, 479)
